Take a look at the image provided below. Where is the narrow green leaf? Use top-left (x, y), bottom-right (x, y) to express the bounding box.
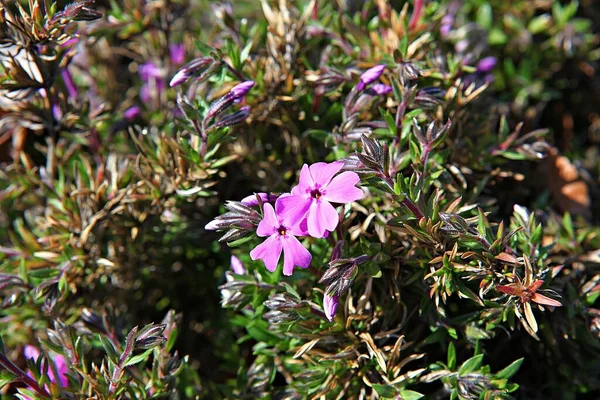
top-left (447, 342), bottom-right (456, 370)
top-left (495, 358), bottom-right (524, 380)
top-left (458, 354), bottom-right (484, 376)
top-left (123, 348), bottom-right (154, 367)
top-left (373, 384), bottom-right (397, 398)
top-left (398, 390), bottom-right (424, 400)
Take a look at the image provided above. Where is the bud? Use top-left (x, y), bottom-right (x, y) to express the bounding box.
top-left (264, 310), bottom-right (299, 324)
top-left (51, 1), bottom-right (102, 23)
top-left (230, 255), bottom-right (246, 275)
top-left (323, 294), bottom-right (339, 322)
top-left (240, 192), bottom-right (280, 207)
top-left (213, 106), bottom-right (251, 128)
top-left (368, 83), bottom-right (392, 96)
top-left (169, 57), bottom-right (215, 87)
top-left (230, 81), bottom-right (255, 99)
top-left (476, 56), bottom-right (497, 73)
top-left (135, 324), bottom-right (167, 350)
top-left (400, 62), bottom-right (422, 82)
top-left (357, 64), bottom-right (386, 91)
top-left (204, 201), bottom-right (263, 242)
top-left (264, 293), bottom-right (301, 311)
top-left (123, 106), bottom-right (141, 121)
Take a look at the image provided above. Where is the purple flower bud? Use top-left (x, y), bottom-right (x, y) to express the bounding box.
top-left (169, 57), bottom-right (215, 87)
top-left (124, 106), bottom-right (141, 121)
top-left (169, 69), bottom-right (189, 88)
top-left (240, 193), bottom-right (280, 207)
top-left (52, 103), bottom-right (63, 120)
top-left (169, 44), bottom-right (185, 66)
top-left (139, 62), bottom-right (163, 81)
top-left (323, 294), bottom-right (339, 322)
top-left (357, 64), bottom-right (385, 91)
top-left (369, 83), bottom-right (392, 95)
top-left (229, 81), bottom-right (255, 100)
top-left (230, 255), bottom-right (246, 275)
top-left (440, 14), bottom-right (454, 38)
top-left (476, 56), bottom-right (497, 73)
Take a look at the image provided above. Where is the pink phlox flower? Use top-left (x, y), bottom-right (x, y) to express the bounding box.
top-left (249, 201), bottom-right (311, 276)
top-left (23, 345), bottom-right (69, 397)
top-left (277, 161), bottom-right (363, 238)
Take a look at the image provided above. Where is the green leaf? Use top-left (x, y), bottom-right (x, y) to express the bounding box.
top-left (476, 4), bottom-right (492, 29)
top-left (398, 390), bottom-right (424, 400)
top-left (0, 370), bottom-right (15, 389)
top-left (380, 107), bottom-right (397, 136)
top-left (562, 212), bottom-right (574, 240)
top-left (495, 358), bottom-right (524, 380)
top-left (99, 336), bottom-right (119, 364)
top-left (447, 342), bottom-right (456, 370)
top-left (458, 354), bottom-right (484, 376)
top-left (528, 14), bottom-right (551, 34)
top-left (373, 384), bottom-right (397, 398)
top-left (123, 348), bottom-right (154, 367)
top-left (399, 34), bottom-right (408, 59)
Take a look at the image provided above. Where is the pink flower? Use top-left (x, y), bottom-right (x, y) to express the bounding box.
top-left (277, 161), bottom-right (363, 238)
top-left (250, 202), bottom-right (312, 276)
top-left (323, 294), bottom-right (339, 322)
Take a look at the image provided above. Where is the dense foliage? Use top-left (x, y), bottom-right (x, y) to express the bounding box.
top-left (1, 0), bottom-right (599, 399)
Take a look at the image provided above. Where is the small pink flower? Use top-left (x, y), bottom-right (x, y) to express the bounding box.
top-left (250, 202), bottom-right (312, 276)
top-left (277, 161), bottom-right (363, 238)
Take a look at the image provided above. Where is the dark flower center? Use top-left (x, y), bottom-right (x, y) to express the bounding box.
top-left (278, 226), bottom-right (287, 236)
top-left (310, 189), bottom-right (322, 199)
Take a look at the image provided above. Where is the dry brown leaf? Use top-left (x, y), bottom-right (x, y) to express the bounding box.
top-left (544, 147), bottom-right (590, 217)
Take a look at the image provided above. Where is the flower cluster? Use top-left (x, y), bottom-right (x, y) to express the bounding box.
top-left (247, 161), bottom-right (362, 274)
top-left (207, 161), bottom-right (363, 319)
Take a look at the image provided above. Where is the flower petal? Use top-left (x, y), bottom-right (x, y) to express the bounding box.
top-left (281, 235), bottom-right (312, 276)
top-left (292, 164), bottom-right (313, 195)
top-left (322, 171), bottom-right (363, 203)
top-left (230, 255), bottom-right (246, 274)
top-left (309, 161), bottom-right (344, 187)
top-left (250, 235), bottom-right (282, 272)
top-left (276, 194), bottom-right (311, 228)
top-left (307, 200), bottom-right (339, 238)
top-left (24, 345), bottom-right (40, 361)
top-left (52, 354), bottom-right (69, 387)
top-left (256, 203), bottom-right (279, 237)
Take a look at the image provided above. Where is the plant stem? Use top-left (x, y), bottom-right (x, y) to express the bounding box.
top-left (380, 173), bottom-right (425, 220)
top-left (0, 353), bottom-right (51, 398)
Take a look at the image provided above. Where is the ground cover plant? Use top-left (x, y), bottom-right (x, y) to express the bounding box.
top-left (1, 0), bottom-right (600, 398)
